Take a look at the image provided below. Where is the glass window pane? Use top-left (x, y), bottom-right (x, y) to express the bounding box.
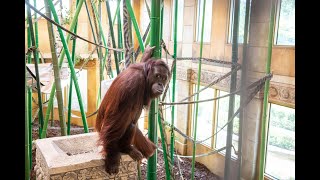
top-left (265, 104), bottom-right (295, 179)
top-left (196, 0), bottom-right (213, 42)
top-left (275, 0), bottom-right (295, 45)
top-left (191, 85), bottom-right (214, 147)
top-left (215, 90), bottom-right (240, 158)
top-left (171, 0), bottom-right (184, 42)
top-left (228, 0), bottom-right (251, 43)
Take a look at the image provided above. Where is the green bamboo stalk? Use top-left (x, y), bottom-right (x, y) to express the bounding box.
top-left (157, 112), bottom-right (171, 180)
top-left (147, 1), bottom-right (161, 179)
top-left (90, 0), bottom-right (119, 106)
top-left (117, 1), bottom-right (123, 61)
top-left (224, 0), bottom-right (240, 178)
top-left (112, 0), bottom-right (121, 26)
top-left (170, 0), bottom-right (178, 164)
top-left (51, 100), bottom-right (54, 126)
top-left (84, 0), bottom-right (100, 56)
top-left (34, 0), bottom-right (40, 64)
top-left (125, 0), bottom-right (145, 53)
top-left (26, 0), bottom-right (44, 137)
top-left (155, 3), bottom-right (172, 179)
top-left (25, 46), bottom-right (30, 180)
top-left (27, 21), bottom-right (33, 169)
top-left (259, 1), bottom-right (275, 179)
top-left (27, 88), bottom-right (33, 169)
top-left (191, 0), bottom-right (206, 179)
top-left (144, 31), bottom-right (151, 47)
top-left (42, 0), bottom-right (85, 137)
top-left (160, 6), bottom-right (164, 56)
top-left (67, 0), bottom-right (79, 136)
top-left (91, 0), bottom-right (117, 74)
top-left (44, 0), bottom-right (67, 136)
top-left (106, 0), bottom-right (120, 69)
top-left (237, 0), bottom-right (251, 179)
top-left (89, 0), bottom-right (104, 105)
top-left (44, 0), bottom-right (89, 136)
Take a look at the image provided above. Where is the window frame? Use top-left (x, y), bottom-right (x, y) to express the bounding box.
top-left (264, 102), bottom-right (295, 180)
top-left (214, 90), bottom-right (240, 159)
top-left (170, 0), bottom-right (184, 42)
top-left (194, 0), bottom-right (213, 43)
top-left (189, 84), bottom-right (240, 155)
top-left (226, 0), bottom-right (252, 44)
top-left (272, 0), bottom-right (295, 47)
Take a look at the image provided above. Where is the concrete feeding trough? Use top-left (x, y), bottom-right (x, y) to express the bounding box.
top-left (34, 132), bottom-right (137, 179)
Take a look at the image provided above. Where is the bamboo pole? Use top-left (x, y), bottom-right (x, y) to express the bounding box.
top-left (125, 0), bottom-right (145, 53)
top-left (84, 0), bottom-right (100, 56)
top-left (112, 0), bottom-right (120, 26)
top-left (117, 0), bottom-right (123, 61)
top-left (45, 0), bottom-right (89, 135)
top-left (224, 0), bottom-right (240, 178)
top-left (170, 0), bottom-right (178, 164)
top-left (106, 0), bottom-right (120, 68)
top-left (157, 111), bottom-right (171, 180)
top-left (67, 0), bottom-right (79, 135)
top-left (41, 0), bottom-right (85, 136)
top-left (27, 22), bottom-right (33, 169)
top-left (34, 0), bottom-right (40, 64)
top-left (26, 0), bottom-right (45, 137)
top-left (44, 0), bottom-right (67, 136)
top-left (147, 0), bottom-right (161, 179)
top-left (156, 2), bottom-right (172, 179)
top-left (237, 0), bottom-right (251, 179)
top-left (25, 44), bottom-right (30, 180)
top-left (258, 1), bottom-right (275, 179)
top-left (191, 0), bottom-right (206, 179)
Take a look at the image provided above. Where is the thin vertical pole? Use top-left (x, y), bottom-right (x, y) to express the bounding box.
top-left (84, 0), bottom-right (100, 56)
top-left (157, 111), bottom-right (171, 180)
top-left (27, 22), bottom-right (33, 169)
top-left (44, 0), bottom-right (67, 136)
top-left (67, 0), bottom-right (79, 135)
top-left (171, 0), bottom-right (178, 164)
top-left (41, 0), bottom-right (84, 136)
top-left (237, 0), bottom-right (251, 179)
top-left (157, 2), bottom-right (172, 179)
top-left (45, 0), bottom-right (89, 134)
top-left (25, 43), bottom-right (30, 180)
top-left (147, 0), bottom-right (161, 179)
top-left (34, 0), bottom-right (40, 64)
top-left (26, 0), bottom-right (44, 137)
top-left (191, 0), bottom-right (206, 179)
top-left (117, 0), bottom-right (123, 61)
top-left (125, 0), bottom-right (145, 53)
top-left (259, 1), bottom-right (275, 179)
top-left (224, 0), bottom-right (240, 178)
top-left (106, 0), bottom-right (120, 68)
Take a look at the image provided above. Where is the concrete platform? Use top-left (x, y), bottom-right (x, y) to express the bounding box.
top-left (34, 132), bottom-right (137, 179)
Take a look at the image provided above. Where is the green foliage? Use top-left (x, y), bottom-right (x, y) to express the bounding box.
top-left (61, 9), bottom-right (72, 26)
top-left (270, 105), bottom-right (295, 131)
top-left (269, 134), bottom-right (295, 151)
